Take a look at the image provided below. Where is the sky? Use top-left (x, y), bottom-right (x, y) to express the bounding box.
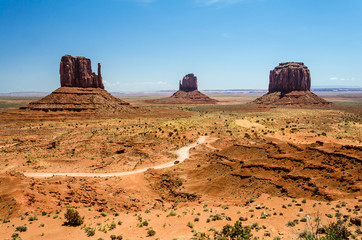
top-left (0, 0), bottom-right (361, 92)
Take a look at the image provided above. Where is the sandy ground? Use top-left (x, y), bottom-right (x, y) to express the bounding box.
top-left (0, 95), bottom-right (361, 240)
top-left (22, 136), bottom-right (217, 178)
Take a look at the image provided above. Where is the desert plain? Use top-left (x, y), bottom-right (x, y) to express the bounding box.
top-left (0, 92), bottom-right (361, 240)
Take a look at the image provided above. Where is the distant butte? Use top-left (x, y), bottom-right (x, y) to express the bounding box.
top-left (179, 74), bottom-right (198, 92)
top-left (147, 73), bottom-right (217, 104)
top-left (252, 62), bottom-right (331, 106)
top-left (22, 55), bottom-right (136, 113)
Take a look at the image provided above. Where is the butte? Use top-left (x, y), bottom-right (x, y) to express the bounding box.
top-left (22, 55), bottom-right (137, 113)
top-left (252, 62), bottom-right (332, 106)
top-left (148, 73), bottom-right (217, 104)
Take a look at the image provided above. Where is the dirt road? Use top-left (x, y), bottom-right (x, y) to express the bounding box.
top-left (23, 136), bottom-right (216, 178)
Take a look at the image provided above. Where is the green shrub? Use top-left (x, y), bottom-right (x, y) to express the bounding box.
top-left (187, 221), bottom-right (194, 228)
top-left (287, 221), bottom-right (295, 227)
top-left (147, 229), bottom-right (156, 237)
top-left (28, 215), bottom-right (38, 221)
top-left (15, 226), bottom-right (27, 232)
top-left (64, 208), bottom-right (84, 226)
top-left (11, 232), bottom-right (21, 240)
top-left (84, 227), bottom-right (95, 237)
top-left (324, 220), bottom-right (351, 239)
top-left (214, 221), bottom-right (252, 239)
top-left (298, 217), bottom-right (351, 240)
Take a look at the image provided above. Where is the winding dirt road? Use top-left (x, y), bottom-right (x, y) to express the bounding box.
top-left (23, 136), bottom-right (215, 178)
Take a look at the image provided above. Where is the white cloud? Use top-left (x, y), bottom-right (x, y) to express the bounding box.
top-left (329, 77), bottom-right (359, 82)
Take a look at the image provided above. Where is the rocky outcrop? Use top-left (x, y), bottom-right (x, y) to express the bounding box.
top-left (269, 62), bottom-right (310, 93)
top-left (146, 73), bottom-right (217, 104)
top-left (22, 55), bottom-right (139, 113)
top-left (252, 62), bottom-right (331, 106)
top-left (60, 55), bottom-right (104, 89)
top-left (179, 74), bottom-right (198, 92)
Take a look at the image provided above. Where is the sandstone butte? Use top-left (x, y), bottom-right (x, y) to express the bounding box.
top-left (22, 55), bottom-right (136, 113)
top-left (148, 73), bottom-right (217, 104)
top-left (253, 62), bottom-right (331, 106)
top-left (60, 55), bottom-right (104, 89)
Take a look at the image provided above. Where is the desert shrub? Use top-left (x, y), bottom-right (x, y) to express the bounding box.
top-left (147, 229), bottom-right (156, 236)
top-left (167, 210), bottom-right (177, 217)
top-left (287, 221), bottom-right (295, 227)
top-left (110, 235), bottom-right (123, 240)
top-left (214, 220), bottom-right (252, 240)
top-left (15, 226), bottom-right (27, 232)
top-left (210, 214), bottom-right (224, 221)
top-left (64, 208), bottom-right (84, 226)
top-left (11, 232), bottom-right (21, 240)
top-left (324, 220), bottom-right (351, 239)
top-left (187, 221), bottom-right (194, 228)
top-left (109, 221), bottom-right (117, 230)
top-left (28, 215), bottom-right (38, 221)
top-left (298, 217), bottom-right (351, 240)
top-left (84, 227), bottom-right (96, 237)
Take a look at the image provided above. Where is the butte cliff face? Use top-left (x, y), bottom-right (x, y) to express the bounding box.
top-left (60, 55), bottom-right (104, 89)
top-left (22, 55), bottom-right (137, 113)
top-left (269, 62), bottom-right (311, 93)
top-left (179, 74), bottom-right (198, 92)
top-left (253, 62), bottom-right (331, 106)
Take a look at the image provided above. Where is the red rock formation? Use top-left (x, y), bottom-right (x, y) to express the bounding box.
top-left (146, 73), bottom-right (217, 104)
top-left (252, 62), bottom-right (331, 106)
top-left (269, 62), bottom-right (310, 93)
top-left (21, 55), bottom-right (140, 113)
top-left (60, 55), bottom-right (104, 89)
top-left (179, 74), bottom-right (198, 92)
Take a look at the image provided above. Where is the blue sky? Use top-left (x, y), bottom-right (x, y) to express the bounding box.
top-left (0, 0), bottom-right (361, 92)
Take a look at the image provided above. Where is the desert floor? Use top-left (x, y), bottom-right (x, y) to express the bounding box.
top-left (0, 93), bottom-right (361, 240)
